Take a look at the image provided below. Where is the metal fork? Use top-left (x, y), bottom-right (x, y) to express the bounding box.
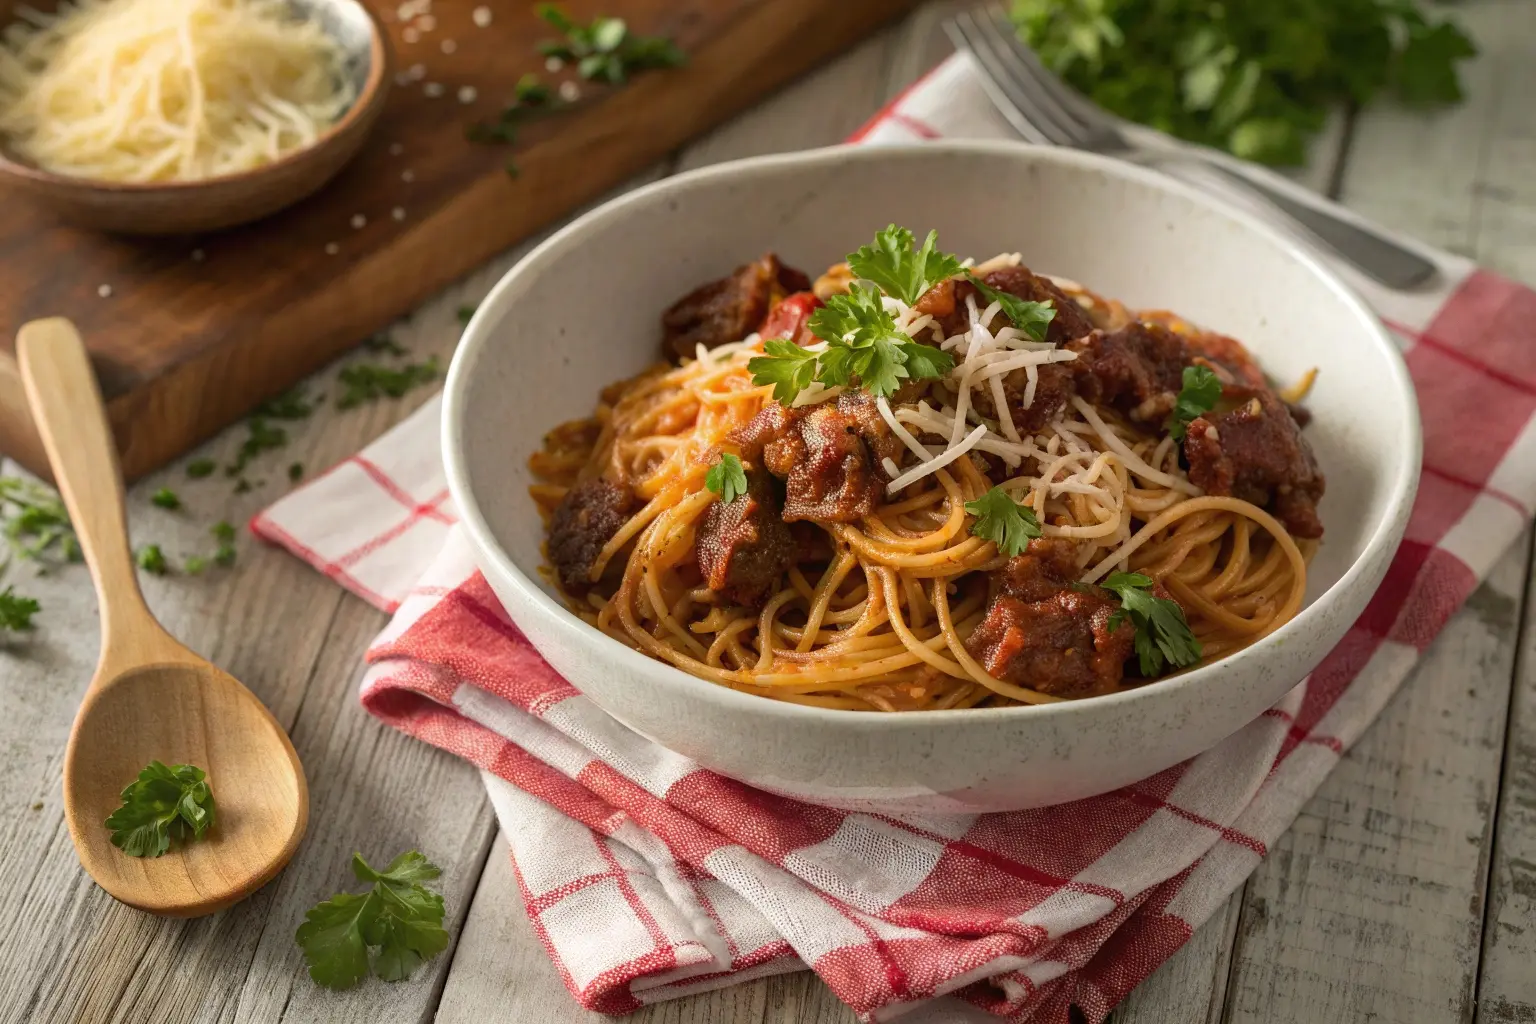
top-left (945, 5), bottom-right (1438, 290)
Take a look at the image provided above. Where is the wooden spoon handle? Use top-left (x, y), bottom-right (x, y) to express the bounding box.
top-left (17, 319), bottom-right (174, 670)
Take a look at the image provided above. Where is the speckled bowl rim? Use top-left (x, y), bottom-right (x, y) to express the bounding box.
top-left (443, 140), bottom-right (1422, 730)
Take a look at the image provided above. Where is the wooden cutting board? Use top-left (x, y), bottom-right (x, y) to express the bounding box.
top-left (0, 0), bottom-right (919, 482)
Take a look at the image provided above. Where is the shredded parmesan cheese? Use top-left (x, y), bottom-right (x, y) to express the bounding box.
top-left (0, 0), bottom-right (356, 183)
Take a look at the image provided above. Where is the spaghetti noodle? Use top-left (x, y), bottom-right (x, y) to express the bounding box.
top-left (531, 238), bottom-right (1322, 712)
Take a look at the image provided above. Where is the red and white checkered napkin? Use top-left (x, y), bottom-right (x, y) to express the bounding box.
top-left (254, 55), bottom-right (1536, 1023)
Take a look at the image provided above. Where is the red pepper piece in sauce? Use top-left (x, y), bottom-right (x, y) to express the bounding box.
top-left (758, 291), bottom-right (823, 347)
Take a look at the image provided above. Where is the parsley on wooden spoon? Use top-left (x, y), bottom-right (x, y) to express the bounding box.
top-left (17, 318), bottom-right (306, 917)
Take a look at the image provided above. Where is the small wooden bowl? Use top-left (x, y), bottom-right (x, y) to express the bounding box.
top-left (0, 0), bottom-right (390, 236)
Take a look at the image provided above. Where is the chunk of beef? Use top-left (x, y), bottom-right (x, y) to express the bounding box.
top-left (762, 392), bottom-right (893, 523)
top-left (729, 402), bottom-right (802, 464)
top-left (923, 266), bottom-right (1097, 346)
top-left (1067, 322), bottom-right (1192, 426)
top-left (967, 574), bottom-right (1134, 700)
top-left (1183, 387), bottom-right (1326, 539)
top-left (829, 390), bottom-right (903, 465)
top-left (758, 291), bottom-right (823, 347)
top-left (661, 254), bottom-right (812, 362)
top-left (548, 479), bottom-right (634, 593)
top-left (994, 537), bottom-right (1082, 602)
top-left (695, 472), bottom-right (795, 607)
top-left (920, 267), bottom-right (1097, 434)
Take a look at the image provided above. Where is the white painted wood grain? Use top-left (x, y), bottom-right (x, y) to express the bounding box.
top-left (1477, 536), bottom-right (1536, 1024)
top-left (1221, 540), bottom-right (1528, 1024)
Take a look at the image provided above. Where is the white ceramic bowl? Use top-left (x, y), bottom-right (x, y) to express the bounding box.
top-left (443, 141), bottom-right (1420, 813)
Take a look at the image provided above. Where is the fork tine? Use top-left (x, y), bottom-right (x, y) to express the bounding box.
top-left (944, 10), bottom-right (1068, 146)
top-left (971, 6), bottom-right (1099, 146)
top-left (980, 6), bottom-right (1118, 143)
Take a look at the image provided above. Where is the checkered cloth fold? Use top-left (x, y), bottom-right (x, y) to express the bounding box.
top-left (254, 55), bottom-right (1536, 1023)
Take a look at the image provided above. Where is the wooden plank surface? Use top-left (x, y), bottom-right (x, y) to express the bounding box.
top-left (0, 0), bottom-right (919, 485)
top-left (2, 3), bottom-right (1534, 1024)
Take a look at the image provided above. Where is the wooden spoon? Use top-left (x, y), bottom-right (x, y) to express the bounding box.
top-left (18, 318), bottom-right (308, 917)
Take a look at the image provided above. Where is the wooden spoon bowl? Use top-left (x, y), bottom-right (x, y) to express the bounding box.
top-left (20, 318), bottom-right (308, 916)
top-left (66, 661), bottom-right (307, 916)
top-left (0, 0), bottom-right (390, 235)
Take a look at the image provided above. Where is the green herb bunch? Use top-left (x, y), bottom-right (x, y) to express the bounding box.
top-left (1011, 0), bottom-right (1477, 164)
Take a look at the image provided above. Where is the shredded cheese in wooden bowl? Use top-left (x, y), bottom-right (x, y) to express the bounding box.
top-left (0, 0), bottom-right (357, 183)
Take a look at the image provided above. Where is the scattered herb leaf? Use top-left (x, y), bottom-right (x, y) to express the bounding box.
top-left (704, 453), bottom-right (748, 503)
top-left (456, 304), bottom-right (477, 325)
top-left (289, 462), bottom-right (305, 482)
top-left (150, 487), bottom-right (181, 510)
top-left (337, 358), bottom-right (440, 409)
top-left (1100, 571), bottom-right (1202, 675)
top-left (136, 544), bottom-right (169, 575)
top-left (964, 486), bottom-right (1042, 557)
top-left (0, 585), bottom-right (40, 631)
top-left (184, 555), bottom-right (208, 576)
top-left (226, 417), bottom-right (288, 477)
top-left (0, 476), bottom-right (80, 566)
top-left (186, 458), bottom-right (217, 479)
top-left (1167, 364), bottom-right (1222, 441)
top-left (104, 761), bottom-right (215, 858)
top-left (256, 386), bottom-right (316, 420)
top-left (365, 333), bottom-right (408, 356)
top-left (212, 522), bottom-right (237, 568)
top-left (536, 4), bottom-right (685, 83)
top-left (296, 851), bottom-right (450, 989)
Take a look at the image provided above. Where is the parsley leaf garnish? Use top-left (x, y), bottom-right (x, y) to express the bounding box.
top-left (0, 585), bottom-right (40, 631)
top-left (186, 458), bottom-right (216, 479)
top-left (750, 284), bottom-right (955, 404)
top-left (296, 851), bottom-right (450, 989)
top-left (747, 339), bottom-right (819, 405)
top-left (1100, 571), bottom-right (1202, 675)
top-left (966, 273), bottom-right (1057, 342)
top-left (847, 225), bottom-right (965, 306)
top-left (964, 486), bottom-right (1042, 557)
top-left (104, 761), bottom-right (215, 858)
top-left (705, 453), bottom-right (748, 503)
top-left (150, 487), bottom-right (181, 510)
top-left (1167, 364), bottom-right (1223, 441)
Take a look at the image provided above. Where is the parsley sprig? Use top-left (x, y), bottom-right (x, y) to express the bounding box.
top-left (1167, 365), bottom-right (1222, 441)
top-left (1100, 572), bottom-right (1202, 675)
top-left (964, 486), bottom-right (1042, 557)
top-left (748, 279), bottom-right (955, 404)
top-left (705, 453), bottom-right (748, 503)
top-left (847, 225), bottom-right (964, 306)
top-left (1011, 0), bottom-right (1476, 165)
top-left (296, 851), bottom-right (450, 989)
top-left (104, 761), bottom-right (216, 858)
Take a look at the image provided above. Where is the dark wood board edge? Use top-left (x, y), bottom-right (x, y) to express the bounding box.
top-left (0, 0), bottom-right (921, 483)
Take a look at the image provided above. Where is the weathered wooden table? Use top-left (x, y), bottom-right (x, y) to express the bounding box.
top-left (2, 4), bottom-right (1533, 1022)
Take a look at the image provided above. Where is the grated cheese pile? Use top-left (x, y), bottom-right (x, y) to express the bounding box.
top-left (699, 254), bottom-right (1204, 517)
top-left (0, 0), bottom-right (355, 183)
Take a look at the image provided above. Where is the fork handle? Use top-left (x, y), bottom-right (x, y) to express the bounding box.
top-left (1158, 155), bottom-right (1438, 290)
